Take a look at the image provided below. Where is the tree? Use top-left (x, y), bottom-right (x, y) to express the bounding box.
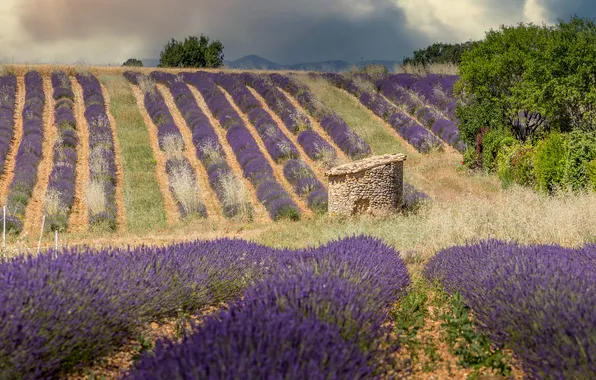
top-left (402, 41), bottom-right (479, 66)
top-left (455, 16), bottom-right (596, 148)
top-left (158, 35), bottom-right (224, 68)
top-left (122, 58), bottom-right (143, 67)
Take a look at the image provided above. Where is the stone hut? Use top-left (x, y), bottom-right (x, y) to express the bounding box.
top-left (325, 153), bottom-right (406, 217)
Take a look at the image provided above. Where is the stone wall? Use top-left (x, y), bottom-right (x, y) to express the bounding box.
top-left (325, 154), bottom-right (406, 217)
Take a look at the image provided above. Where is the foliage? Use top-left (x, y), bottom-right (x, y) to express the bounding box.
top-left (562, 130), bottom-right (596, 191)
top-left (425, 239), bottom-right (596, 379)
top-left (496, 143), bottom-right (535, 188)
top-left (125, 236), bottom-right (410, 379)
top-left (403, 41), bottom-right (480, 66)
top-left (480, 128), bottom-right (515, 172)
top-left (534, 132), bottom-right (567, 193)
top-left (456, 16), bottom-right (596, 148)
top-left (158, 35), bottom-right (224, 68)
top-left (122, 58), bottom-right (143, 67)
top-left (588, 158), bottom-right (596, 191)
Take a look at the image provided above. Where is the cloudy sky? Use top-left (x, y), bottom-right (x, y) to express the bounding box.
top-left (0, 0), bottom-right (593, 65)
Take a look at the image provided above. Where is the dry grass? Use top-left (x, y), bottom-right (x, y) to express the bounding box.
top-left (218, 171), bottom-right (253, 220)
top-left (86, 180), bottom-right (107, 216)
top-left (168, 164), bottom-right (204, 216)
top-left (44, 188), bottom-right (65, 217)
top-left (161, 134), bottom-right (185, 161)
top-left (394, 62), bottom-right (459, 76)
top-left (137, 75), bottom-right (156, 97)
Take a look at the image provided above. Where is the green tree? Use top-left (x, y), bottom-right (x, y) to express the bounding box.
top-left (455, 16), bottom-right (596, 149)
top-left (158, 35), bottom-right (224, 68)
top-left (122, 58), bottom-right (143, 67)
top-left (402, 41), bottom-right (479, 66)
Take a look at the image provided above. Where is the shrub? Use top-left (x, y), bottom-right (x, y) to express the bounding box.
top-left (158, 35), bottom-right (224, 68)
top-left (122, 58), bottom-right (143, 67)
top-left (497, 143), bottom-right (535, 188)
top-left (588, 158), bottom-right (596, 191)
top-left (563, 130), bottom-right (596, 191)
top-left (534, 132), bottom-right (567, 193)
top-left (481, 128), bottom-right (515, 172)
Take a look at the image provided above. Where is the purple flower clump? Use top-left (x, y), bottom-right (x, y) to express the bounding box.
top-left (431, 118), bottom-right (466, 152)
top-left (184, 72), bottom-right (300, 220)
top-left (425, 240), bottom-right (596, 378)
top-left (126, 236), bottom-right (410, 379)
top-left (75, 72), bottom-right (118, 229)
top-left (44, 71), bottom-right (79, 231)
top-left (388, 112), bottom-right (443, 153)
top-left (4, 71), bottom-right (45, 233)
top-left (0, 238), bottom-right (281, 378)
top-left (0, 75), bottom-right (17, 175)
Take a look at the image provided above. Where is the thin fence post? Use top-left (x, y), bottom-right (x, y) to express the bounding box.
top-left (37, 215), bottom-right (45, 254)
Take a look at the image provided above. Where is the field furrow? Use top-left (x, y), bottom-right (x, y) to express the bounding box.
top-left (22, 75), bottom-right (57, 237)
top-left (0, 75), bottom-right (24, 205)
top-left (100, 82), bottom-right (127, 231)
top-left (157, 83), bottom-right (222, 220)
top-left (186, 85), bottom-right (270, 222)
top-left (129, 84), bottom-right (180, 226)
top-left (246, 87), bottom-right (328, 181)
top-left (100, 75), bottom-right (166, 232)
top-left (219, 87), bottom-right (312, 217)
top-left (68, 77), bottom-right (90, 233)
top-left (276, 86), bottom-right (350, 164)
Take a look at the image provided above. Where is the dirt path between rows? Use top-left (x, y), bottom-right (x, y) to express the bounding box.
top-left (219, 87), bottom-right (312, 218)
top-left (100, 82), bottom-right (127, 232)
top-left (68, 78), bottom-right (90, 233)
top-left (129, 84), bottom-right (180, 227)
top-left (247, 87), bottom-right (329, 183)
top-left (187, 85), bottom-right (271, 223)
top-left (23, 76), bottom-right (58, 238)
top-left (157, 84), bottom-right (223, 221)
top-left (275, 86), bottom-right (351, 165)
top-left (0, 76), bottom-right (25, 205)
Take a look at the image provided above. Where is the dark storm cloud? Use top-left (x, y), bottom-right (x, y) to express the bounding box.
top-left (11, 0), bottom-right (596, 64)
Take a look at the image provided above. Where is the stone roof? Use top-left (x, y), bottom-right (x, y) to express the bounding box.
top-left (325, 153), bottom-right (406, 176)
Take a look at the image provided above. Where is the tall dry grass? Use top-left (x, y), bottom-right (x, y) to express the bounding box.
top-left (394, 62), bottom-right (459, 76)
top-left (218, 171), bottom-right (253, 220)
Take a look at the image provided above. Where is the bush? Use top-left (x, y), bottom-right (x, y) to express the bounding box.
top-left (588, 159), bottom-right (596, 191)
top-left (534, 132), bottom-right (567, 193)
top-left (497, 143), bottom-right (535, 188)
top-left (481, 129), bottom-right (515, 172)
top-left (563, 130), bottom-right (596, 191)
top-left (158, 35), bottom-right (224, 68)
top-left (402, 41), bottom-right (479, 66)
top-left (122, 58), bottom-right (143, 67)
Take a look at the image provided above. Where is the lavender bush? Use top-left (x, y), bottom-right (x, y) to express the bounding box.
top-left (388, 112), bottom-right (443, 153)
top-left (75, 72), bottom-right (118, 229)
top-left (269, 73), bottom-right (372, 159)
top-left (402, 182), bottom-right (430, 212)
top-left (4, 71), bottom-right (45, 233)
top-left (124, 72), bottom-right (206, 219)
top-left (126, 236), bottom-right (410, 379)
top-left (148, 72), bottom-right (251, 218)
top-left (0, 238), bottom-right (280, 378)
top-left (44, 71), bottom-right (78, 231)
top-left (184, 72), bottom-right (300, 220)
top-left (425, 240), bottom-right (596, 378)
top-left (0, 75), bottom-right (17, 176)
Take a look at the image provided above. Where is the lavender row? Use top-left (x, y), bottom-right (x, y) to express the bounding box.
top-left (282, 159), bottom-right (328, 213)
top-left (44, 71), bottom-right (79, 231)
top-left (4, 71), bottom-right (45, 233)
top-left (270, 73), bottom-right (372, 159)
top-left (183, 72), bottom-right (301, 221)
top-left (145, 71), bottom-right (251, 218)
top-left (240, 73), bottom-right (338, 164)
top-left (0, 238), bottom-right (281, 378)
top-left (75, 72), bottom-right (118, 230)
top-left (0, 75), bottom-right (17, 176)
top-left (425, 240), bottom-right (596, 378)
top-left (213, 72), bottom-right (300, 163)
top-left (377, 76), bottom-right (465, 151)
top-left (126, 236), bottom-right (411, 379)
top-left (322, 73), bottom-right (443, 153)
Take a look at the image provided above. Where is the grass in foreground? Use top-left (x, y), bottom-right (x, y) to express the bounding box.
top-left (100, 75), bottom-right (167, 232)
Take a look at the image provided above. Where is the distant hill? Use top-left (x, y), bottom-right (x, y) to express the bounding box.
top-left (141, 55), bottom-right (401, 72)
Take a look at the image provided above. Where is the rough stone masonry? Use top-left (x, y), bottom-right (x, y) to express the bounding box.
top-left (325, 153), bottom-right (406, 217)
